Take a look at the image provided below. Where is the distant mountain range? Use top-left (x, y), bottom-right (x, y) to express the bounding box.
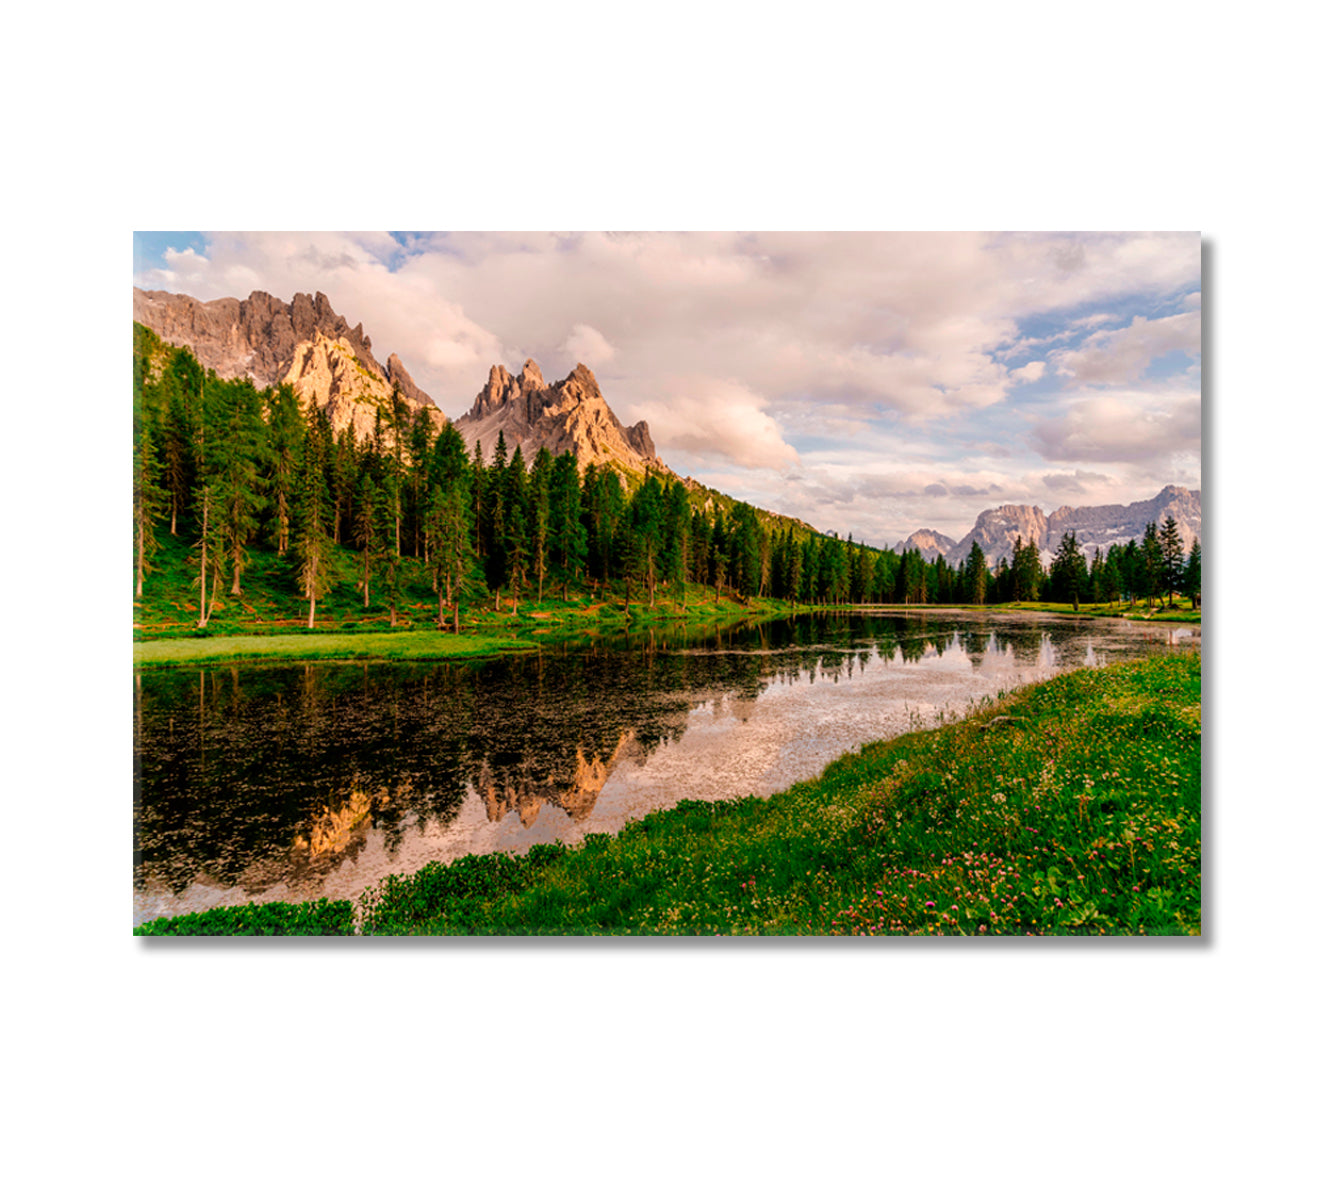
top-left (905, 488), bottom-right (1202, 568)
top-left (133, 286), bottom-right (1200, 560)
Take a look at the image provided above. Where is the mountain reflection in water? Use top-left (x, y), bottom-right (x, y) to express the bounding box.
top-left (133, 611), bottom-right (1195, 922)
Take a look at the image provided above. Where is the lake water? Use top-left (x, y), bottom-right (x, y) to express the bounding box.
top-left (133, 611), bottom-right (1197, 923)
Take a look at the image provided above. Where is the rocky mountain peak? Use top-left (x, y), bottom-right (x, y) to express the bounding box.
top-left (455, 357), bottom-right (663, 476)
top-left (568, 362), bottom-right (601, 392)
top-left (133, 286), bottom-right (444, 441)
top-left (519, 359), bottom-right (545, 391)
top-left (893, 529), bottom-right (959, 559)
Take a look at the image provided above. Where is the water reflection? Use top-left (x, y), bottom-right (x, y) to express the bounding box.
top-left (133, 611), bottom-right (1197, 921)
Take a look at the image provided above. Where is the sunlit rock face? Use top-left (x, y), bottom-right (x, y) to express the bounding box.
top-left (892, 529), bottom-right (959, 560)
top-left (454, 359), bottom-right (665, 476)
top-left (132, 286), bottom-right (444, 438)
top-left (947, 486), bottom-right (1203, 568)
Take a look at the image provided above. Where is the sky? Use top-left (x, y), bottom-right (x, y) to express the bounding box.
top-left (134, 230), bottom-right (1200, 547)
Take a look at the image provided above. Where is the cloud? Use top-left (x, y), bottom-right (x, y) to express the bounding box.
top-left (1010, 360), bottom-right (1046, 384)
top-left (1053, 309), bottom-right (1201, 385)
top-left (561, 323), bottom-right (616, 367)
top-left (1032, 385), bottom-right (1200, 464)
top-left (1041, 470), bottom-right (1117, 494)
top-left (626, 379), bottom-right (800, 470)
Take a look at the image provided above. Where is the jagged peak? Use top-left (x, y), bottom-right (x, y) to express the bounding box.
top-left (565, 362), bottom-right (601, 392)
top-left (519, 358), bottom-right (545, 390)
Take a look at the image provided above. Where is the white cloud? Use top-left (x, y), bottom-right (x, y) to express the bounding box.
top-left (626, 379), bottom-right (799, 470)
top-left (562, 323), bottom-right (616, 367)
top-left (1032, 385), bottom-right (1200, 465)
top-left (1053, 309), bottom-right (1201, 385)
top-left (1010, 360), bottom-right (1046, 384)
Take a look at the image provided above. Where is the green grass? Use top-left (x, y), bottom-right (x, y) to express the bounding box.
top-left (133, 630), bottom-right (538, 669)
top-left (135, 898), bottom-right (355, 936)
top-left (1000, 600), bottom-right (1201, 623)
top-left (136, 652), bottom-right (1201, 937)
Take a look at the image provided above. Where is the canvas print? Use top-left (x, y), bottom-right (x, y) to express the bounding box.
top-left (132, 231), bottom-right (1202, 936)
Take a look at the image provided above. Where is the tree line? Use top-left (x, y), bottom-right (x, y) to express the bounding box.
top-left (133, 327), bottom-right (1201, 629)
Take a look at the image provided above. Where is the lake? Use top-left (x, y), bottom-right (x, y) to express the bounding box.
top-left (133, 610), bottom-right (1197, 923)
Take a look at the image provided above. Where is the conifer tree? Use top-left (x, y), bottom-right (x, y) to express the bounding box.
top-left (529, 448), bottom-right (553, 601)
top-left (352, 472), bottom-right (377, 607)
top-left (133, 415), bottom-right (167, 598)
top-left (1141, 522), bottom-right (1164, 606)
top-left (503, 446), bottom-right (530, 612)
top-left (265, 383), bottom-right (304, 556)
top-left (964, 542), bottom-right (990, 605)
top-left (549, 452), bottom-right (587, 601)
top-left (193, 483), bottom-right (226, 628)
top-left (1160, 515), bottom-right (1185, 605)
top-left (664, 480), bottom-right (692, 605)
top-left (374, 476), bottom-right (403, 626)
top-left (732, 503), bottom-right (762, 600)
top-left (1184, 537), bottom-right (1202, 607)
top-left (294, 411), bottom-right (334, 629)
top-left (199, 376), bottom-right (268, 596)
top-left (1051, 531), bottom-right (1088, 606)
top-left (425, 479), bottom-right (474, 631)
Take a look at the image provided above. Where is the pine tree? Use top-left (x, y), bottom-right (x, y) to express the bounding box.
top-left (664, 480), bottom-right (692, 606)
top-left (1051, 531), bottom-right (1088, 607)
top-left (294, 411), bottom-right (334, 629)
top-left (1160, 515), bottom-right (1185, 605)
top-left (265, 383), bottom-right (304, 555)
top-left (203, 377), bottom-right (268, 596)
top-left (132, 415), bottom-right (167, 599)
top-left (549, 452), bottom-right (587, 601)
top-left (634, 476), bottom-right (666, 604)
top-left (732, 503), bottom-right (762, 600)
top-left (1012, 538), bottom-right (1043, 601)
top-left (192, 484), bottom-right (226, 628)
top-left (964, 542), bottom-right (990, 606)
top-left (352, 472), bottom-right (378, 607)
top-left (503, 446), bottom-right (530, 612)
top-left (529, 448), bottom-right (553, 601)
top-left (1184, 537), bottom-right (1202, 608)
top-left (374, 476), bottom-right (403, 626)
top-left (1141, 522), bottom-right (1164, 607)
top-left (425, 479), bottom-right (475, 631)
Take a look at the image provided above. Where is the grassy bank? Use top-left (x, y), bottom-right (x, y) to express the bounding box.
top-left (998, 600), bottom-right (1202, 624)
top-left (136, 651), bottom-right (1201, 936)
top-left (133, 630), bottom-right (539, 669)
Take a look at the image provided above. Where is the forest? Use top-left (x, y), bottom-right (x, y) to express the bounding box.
top-left (132, 324), bottom-right (1202, 633)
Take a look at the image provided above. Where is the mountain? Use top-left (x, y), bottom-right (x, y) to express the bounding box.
top-left (133, 287), bottom-right (443, 442)
top-left (454, 358), bottom-right (666, 476)
top-left (892, 529), bottom-right (958, 559)
top-left (946, 486), bottom-right (1202, 567)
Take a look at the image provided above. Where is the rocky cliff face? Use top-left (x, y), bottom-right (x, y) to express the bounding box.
top-left (892, 529), bottom-right (959, 559)
top-left (946, 486), bottom-right (1202, 567)
top-left (133, 287), bottom-right (443, 438)
top-left (453, 358), bottom-right (665, 475)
